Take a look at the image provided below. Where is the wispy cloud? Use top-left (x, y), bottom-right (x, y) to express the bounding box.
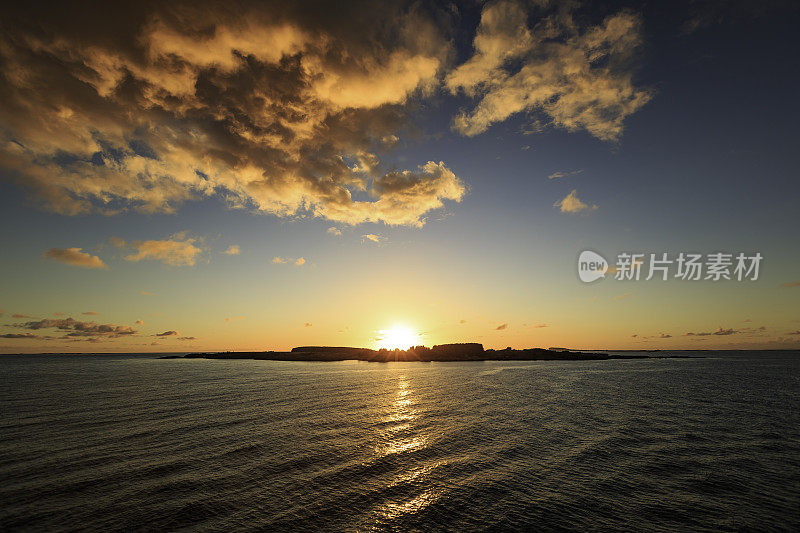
top-left (115, 234), bottom-right (203, 267)
top-left (548, 169), bottom-right (584, 180)
top-left (43, 248), bottom-right (107, 269)
top-left (495, 323), bottom-right (508, 331)
top-left (780, 280), bottom-right (800, 288)
top-left (222, 245), bottom-right (240, 256)
top-left (685, 327), bottom-right (740, 336)
top-left (327, 227), bottom-right (342, 236)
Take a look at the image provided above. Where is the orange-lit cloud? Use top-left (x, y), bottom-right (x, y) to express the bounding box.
top-left (446, 1), bottom-right (651, 140)
top-left (116, 234), bottom-right (203, 267)
top-left (43, 248), bottom-right (107, 269)
top-left (222, 245), bottom-right (240, 256)
top-left (361, 234), bottom-right (384, 244)
top-left (0, 2), bottom-right (463, 226)
top-left (554, 190), bottom-right (597, 214)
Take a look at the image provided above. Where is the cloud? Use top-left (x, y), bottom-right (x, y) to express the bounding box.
top-left (120, 234), bottom-right (203, 266)
top-left (658, 333), bottom-right (672, 338)
top-left (0, 2), bottom-right (464, 227)
top-left (548, 169), bottom-right (583, 180)
top-left (459, 319), bottom-right (467, 324)
top-left (43, 248), bottom-right (107, 269)
top-left (527, 323), bottom-right (548, 328)
top-left (294, 257), bottom-right (306, 266)
top-left (554, 190), bottom-right (597, 213)
top-left (139, 291), bottom-right (152, 296)
top-left (222, 245), bottom-right (240, 255)
top-left (0, 333), bottom-right (38, 339)
top-left (685, 327), bottom-right (740, 336)
top-left (13, 317), bottom-right (137, 337)
top-left (495, 323), bottom-right (508, 330)
top-left (272, 257), bottom-right (288, 264)
top-left (304, 322), bottom-right (313, 327)
top-left (82, 311), bottom-right (100, 316)
top-left (178, 336), bottom-right (197, 341)
top-left (327, 227), bottom-right (342, 236)
top-left (135, 319), bottom-right (144, 325)
top-left (361, 234), bottom-right (384, 244)
top-left (780, 280), bottom-right (800, 288)
top-left (225, 316), bottom-right (245, 322)
top-left (446, 1), bottom-right (651, 140)
top-left (155, 330), bottom-right (178, 337)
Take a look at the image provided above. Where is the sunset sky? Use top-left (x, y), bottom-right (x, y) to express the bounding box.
top-left (1, 0), bottom-right (798, 353)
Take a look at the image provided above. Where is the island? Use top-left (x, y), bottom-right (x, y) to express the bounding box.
top-left (161, 343), bottom-right (688, 362)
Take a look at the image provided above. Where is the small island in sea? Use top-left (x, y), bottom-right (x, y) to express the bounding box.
top-left (162, 343), bottom-right (690, 362)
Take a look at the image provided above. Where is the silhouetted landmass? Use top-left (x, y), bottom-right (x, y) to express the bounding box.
top-left (164, 343), bottom-right (691, 362)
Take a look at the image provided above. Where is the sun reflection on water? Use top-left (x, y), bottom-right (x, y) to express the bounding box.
top-left (368, 374), bottom-right (445, 526)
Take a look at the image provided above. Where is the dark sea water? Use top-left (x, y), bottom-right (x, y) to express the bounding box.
top-left (1, 351), bottom-right (799, 532)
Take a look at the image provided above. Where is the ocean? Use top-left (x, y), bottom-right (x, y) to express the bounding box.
top-left (1, 351), bottom-right (798, 531)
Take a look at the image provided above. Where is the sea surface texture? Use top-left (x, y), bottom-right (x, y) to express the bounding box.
top-left (1, 351), bottom-right (799, 531)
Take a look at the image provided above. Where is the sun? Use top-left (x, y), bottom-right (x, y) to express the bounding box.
top-left (376, 324), bottom-right (420, 350)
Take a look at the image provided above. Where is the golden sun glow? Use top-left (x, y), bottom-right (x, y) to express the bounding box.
top-left (376, 325), bottom-right (420, 350)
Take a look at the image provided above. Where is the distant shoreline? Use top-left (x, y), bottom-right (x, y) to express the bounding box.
top-left (159, 343), bottom-right (701, 362)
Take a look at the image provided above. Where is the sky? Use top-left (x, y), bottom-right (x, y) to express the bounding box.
top-left (0, 0), bottom-right (798, 353)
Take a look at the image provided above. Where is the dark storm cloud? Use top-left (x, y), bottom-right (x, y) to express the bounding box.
top-left (0, 0), bottom-right (465, 226)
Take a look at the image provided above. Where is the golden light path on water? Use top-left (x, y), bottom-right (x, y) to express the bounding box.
top-left (371, 375), bottom-right (443, 524)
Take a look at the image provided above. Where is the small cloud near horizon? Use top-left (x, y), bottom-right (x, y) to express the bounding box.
top-left (155, 330), bottom-right (179, 337)
top-left (685, 327), bottom-right (739, 336)
top-left (225, 316), bottom-right (245, 323)
top-left (44, 248), bottom-right (107, 269)
top-left (295, 257), bottom-right (306, 266)
top-left (780, 280), bottom-right (800, 287)
top-left (495, 323), bottom-right (508, 331)
top-left (82, 311), bottom-right (100, 316)
top-left (222, 245), bottom-right (240, 255)
top-left (304, 322), bottom-right (312, 327)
